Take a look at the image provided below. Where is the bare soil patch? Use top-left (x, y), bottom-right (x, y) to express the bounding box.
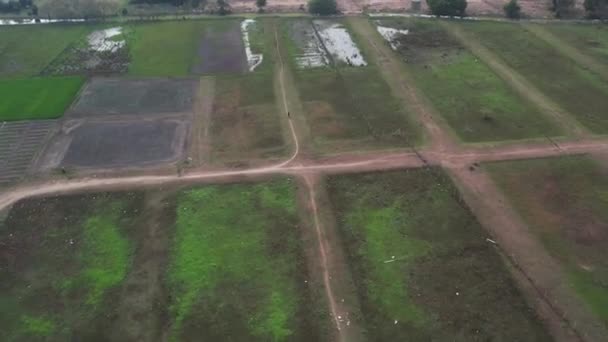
top-left (0, 120), bottom-right (57, 186)
top-left (68, 78), bottom-right (197, 117)
top-left (59, 119), bottom-right (188, 169)
top-left (485, 156), bottom-right (608, 329)
top-left (191, 20), bottom-right (248, 74)
top-left (210, 73), bottom-right (286, 164)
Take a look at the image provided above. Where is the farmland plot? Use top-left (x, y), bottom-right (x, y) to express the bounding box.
top-left (486, 156), bottom-right (608, 327)
top-left (210, 72), bottom-right (286, 163)
top-left (459, 21), bottom-right (608, 133)
top-left (327, 169), bottom-right (551, 340)
top-left (0, 24), bottom-right (87, 77)
top-left (43, 26), bottom-right (129, 75)
top-left (374, 18), bottom-right (561, 143)
top-left (191, 20), bottom-right (248, 74)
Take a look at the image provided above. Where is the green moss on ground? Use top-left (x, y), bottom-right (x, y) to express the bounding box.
top-left (0, 193), bottom-right (138, 341)
top-left (327, 169), bottom-right (551, 340)
top-left (167, 179), bottom-right (322, 341)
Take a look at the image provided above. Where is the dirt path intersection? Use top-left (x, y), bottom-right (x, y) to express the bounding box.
top-left (2, 17), bottom-right (608, 342)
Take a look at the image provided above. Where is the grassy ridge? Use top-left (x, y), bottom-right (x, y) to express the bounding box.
top-left (459, 21), bottom-right (608, 133)
top-left (486, 156), bottom-right (608, 325)
top-left (0, 24), bottom-right (88, 78)
top-left (0, 77), bottom-right (84, 121)
top-left (168, 180), bottom-right (321, 341)
top-left (327, 170), bottom-right (551, 340)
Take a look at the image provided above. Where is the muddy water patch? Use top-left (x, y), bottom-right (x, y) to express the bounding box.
top-left (376, 25), bottom-right (409, 50)
top-left (241, 19), bottom-right (263, 72)
top-left (44, 26), bottom-right (128, 75)
top-left (289, 20), bottom-right (329, 69)
top-left (314, 20), bottom-right (366, 67)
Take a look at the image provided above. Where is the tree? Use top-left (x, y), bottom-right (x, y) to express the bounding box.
top-left (552, 0), bottom-right (574, 17)
top-left (256, 0), bottom-right (267, 12)
top-left (503, 0), bottom-right (521, 18)
top-left (426, 0), bottom-right (467, 17)
top-left (217, 0), bottom-right (230, 15)
top-left (308, 0), bottom-right (337, 15)
top-left (584, 0), bottom-right (608, 18)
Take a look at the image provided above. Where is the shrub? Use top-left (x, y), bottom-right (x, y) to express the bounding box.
top-left (584, 0), bottom-right (608, 18)
top-left (308, 0), bottom-right (338, 15)
top-left (427, 0), bottom-right (467, 17)
top-left (504, 0), bottom-right (521, 18)
top-left (552, 0), bottom-right (575, 18)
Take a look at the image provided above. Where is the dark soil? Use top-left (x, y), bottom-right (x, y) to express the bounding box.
top-left (61, 119), bottom-right (187, 168)
top-left (68, 78), bottom-right (197, 117)
top-left (0, 191), bottom-right (149, 342)
top-left (42, 44), bottom-right (130, 76)
top-left (191, 21), bottom-right (248, 74)
top-left (381, 18), bottom-right (464, 64)
top-left (326, 169), bottom-right (552, 341)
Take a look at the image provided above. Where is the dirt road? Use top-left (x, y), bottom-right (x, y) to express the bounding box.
top-left (3, 15), bottom-right (608, 342)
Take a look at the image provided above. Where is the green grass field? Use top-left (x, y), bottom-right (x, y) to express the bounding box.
top-left (376, 18), bottom-right (562, 142)
top-left (0, 77), bottom-right (84, 121)
top-left (327, 169), bottom-right (551, 340)
top-left (126, 20), bottom-right (207, 76)
top-left (0, 192), bottom-right (141, 341)
top-left (542, 23), bottom-right (608, 66)
top-left (0, 24), bottom-right (88, 78)
top-left (167, 179), bottom-right (324, 341)
top-left (459, 21), bottom-right (608, 133)
top-left (0, 181), bottom-right (325, 341)
top-left (486, 156), bottom-right (608, 326)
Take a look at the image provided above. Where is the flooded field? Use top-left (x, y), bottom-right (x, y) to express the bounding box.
top-left (241, 19), bottom-right (264, 72)
top-left (288, 19), bottom-right (366, 69)
top-left (44, 26), bottom-right (129, 75)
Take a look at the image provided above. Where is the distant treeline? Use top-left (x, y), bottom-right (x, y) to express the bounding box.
top-left (129, 0), bottom-right (203, 6)
top-left (0, 0), bottom-right (37, 14)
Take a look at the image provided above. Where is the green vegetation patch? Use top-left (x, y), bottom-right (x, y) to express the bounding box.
top-left (0, 192), bottom-right (141, 341)
top-left (486, 156), bottom-right (608, 326)
top-left (0, 76), bottom-right (84, 121)
top-left (211, 71), bottom-right (286, 161)
top-left (377, 18), bottom-right (561, 142)
top-left (127, 20), bottom-right (207, 76)
top-left (543, 23), bottom-right (608, 66)
top-left (327, 169), bottom-right (551, 340)
top-left (167, 179), bottom-right (322, 341)
top-left (459, 21), bottom-right (608, 133)
top-left (0, 24), bottom-right (88, 77)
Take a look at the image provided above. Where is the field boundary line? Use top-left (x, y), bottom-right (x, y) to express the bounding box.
top-left (443, 21), bottom-right (590, 139)
top-left (523, 23), bottom-right (608, 82)
top-left (347, 17), bottom-right (457, 151)
top-left (448, 166), bottom-right (608, 342)
top-left (274, 25), bottom-right (300, 168)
